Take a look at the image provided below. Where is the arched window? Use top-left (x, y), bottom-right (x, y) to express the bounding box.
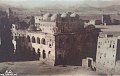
top-left (41, 38), bottom-right (46, 45)
top-left (37, 49), bottom-right (41, 58)
top-left (43, 50), bottom-right (46, 59)
top-left (32, 36), bottom-right (36, 43)
top-left (37, 37), bottom-right (40, 44)
top-left (27, 35), bottom-right (30, 42)
top-left (33, 48), bottom-right (35, 51)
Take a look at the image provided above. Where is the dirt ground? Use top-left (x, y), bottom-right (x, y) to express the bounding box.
top-left (0, 61), bottom-right (103, 76)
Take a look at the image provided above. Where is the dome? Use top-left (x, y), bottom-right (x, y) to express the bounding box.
top-left (70, 13), bottom-right (77, 17)
top-left (36, 27), bottom-right (42, 31)
top-left (28, 25), bottom-right (37, 31)
top-left (51, 14), bottom-right (58, 21)
top-left (43, 13), bottom-right (52, 20)
top-left (61, 13), bottom-right (67, 17)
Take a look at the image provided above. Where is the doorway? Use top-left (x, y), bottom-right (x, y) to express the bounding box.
top-left (88, 59), bottom-right (92, 67)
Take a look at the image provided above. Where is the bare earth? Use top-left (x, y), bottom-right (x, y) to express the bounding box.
top-left (0, 61), bottom-right (102, 76)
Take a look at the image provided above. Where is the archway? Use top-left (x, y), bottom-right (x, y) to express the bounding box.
top-left (37, 37), bottom-right (40, 44)
top-left (27, 35), bottom-right (30, 42)
top-left (42, 50), bottom-right (46, 59)
top-left (41, 38), bottom-right (46, 45)
top-left (32, 36), bottom-right (36, 43)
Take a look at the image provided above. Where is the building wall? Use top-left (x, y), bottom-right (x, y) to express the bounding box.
top-left (12, 28), bottom-right (56, 65)
top-left (55, 33), bottom-right (84, 65)
top-left (96, 36), bottom-right (117, 74)
top-left (34, 13), bottom-right (84, 34)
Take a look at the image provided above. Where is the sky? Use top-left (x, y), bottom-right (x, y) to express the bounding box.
top-left (0, 0), bottom-right (120, 8)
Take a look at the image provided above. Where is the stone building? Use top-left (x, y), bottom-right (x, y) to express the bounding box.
top-left (96, 32), bottom-right (120, 74)
top-left (102, 15), bottom-right (111, 25)
top-left (82, 25), bottom-right (100, 68)
top-left (11, 12), bottom-right (86, 65)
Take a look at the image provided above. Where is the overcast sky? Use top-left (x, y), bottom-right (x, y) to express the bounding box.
top-left (0, 0), bottom-right (120, 8)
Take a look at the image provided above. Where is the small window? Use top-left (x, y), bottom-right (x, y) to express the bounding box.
top-left (109, 44), bottom-right (111, 48)
top-left (113, 45), bottom-right (115, 48)
top-left (49, 44), bottom-right (52, 48)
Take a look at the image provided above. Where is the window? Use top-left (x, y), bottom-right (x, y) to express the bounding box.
top-left (113, 45), bottom-right (115, 48)
top-left (32, 36), bottom-right (36, 43)
top-left (49, 44), bottom-right (52, 48)
top-left (37, 37), bottom-right (40, 44)
top-left (27, 35), bottom-right (30, 42)
top-left (109, 44), bottom-right (111, 48)
top-left (48, 51), bottom-right (51, 54)
top-left (41, 38), bottom-right (46, 45)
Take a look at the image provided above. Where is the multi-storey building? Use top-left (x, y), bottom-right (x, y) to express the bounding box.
top-left (11, 12), bottom-right (86, 65)
top-left (96, 32), bottom-right (120, 74)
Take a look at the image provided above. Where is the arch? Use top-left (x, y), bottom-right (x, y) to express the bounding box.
top-left (37, 37), bottom-right (40, 44)
top-left (32, 36), bottom-right (36, 43)
top-left (33, 48), bottom-right (35, 51)
top-left (41, 38), bottom-right (46, 45)
top-left (42, 50), bottom-right (46, 59)
top-left (48, 51), bottom-right (51, 54)
top-left (37, 49), bottom-right (41, 58)
top-left (27, 35), bottom-right (30, 42)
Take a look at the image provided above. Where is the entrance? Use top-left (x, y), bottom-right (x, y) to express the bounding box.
top-left (88, 59), bottom-right (92, 67)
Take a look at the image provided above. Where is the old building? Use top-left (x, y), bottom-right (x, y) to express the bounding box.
top-left (82, 25), bottom-right (100, 69)
top-left (96, 32), bottom-right (120, 74)
top-left (11, 12), bottom-right (86, 65)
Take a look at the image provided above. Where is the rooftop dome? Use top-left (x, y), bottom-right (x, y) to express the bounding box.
top-left (43, 13), bottom-right (52, 20)
top-left (70, 13), bottom-right (78, 17)
top-left (61, 13), bottom-right (67, 17)
top-left (51, 14), bottom-right (58, 21)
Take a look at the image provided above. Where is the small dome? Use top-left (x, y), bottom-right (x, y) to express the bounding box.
top-left (51, 14), bottom-right (58, 21)
top-left (43, 13), bottom-right (52, 20)
top-left (70, 13), bottom-right (77, 17)
top-left (61, 13), bottom-right (67, 17)
top-left (36, 27), bottom-right (42, 31)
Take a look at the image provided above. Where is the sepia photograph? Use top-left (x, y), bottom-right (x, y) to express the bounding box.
top-left (0, 0), bottom-right (120, 76)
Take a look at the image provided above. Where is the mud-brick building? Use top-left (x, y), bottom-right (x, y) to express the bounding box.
top-left (96, 32), bottom-right (120, 74)
top-left (11, 12), bottom-right (99, 66)
top-left (82, 25), bottom-right (100, 68)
